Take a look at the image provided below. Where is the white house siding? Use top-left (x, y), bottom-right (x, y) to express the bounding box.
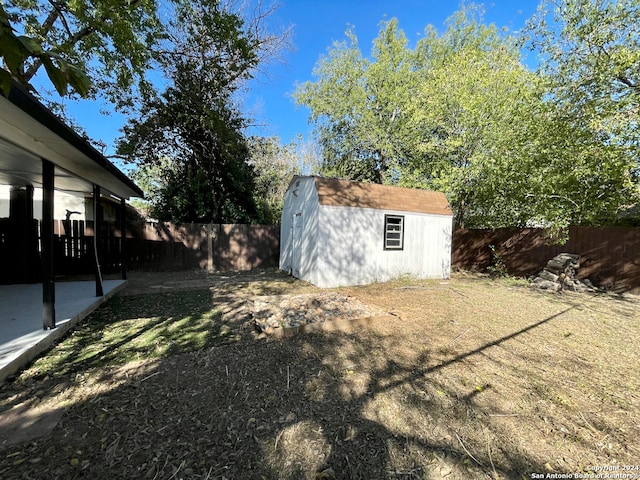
top-left (279, 177), bottom-right (320, 283)
top-left (0, 184), bottom-right (85, 219)
top-left (0, 184), bottom-right (9, 217)
top-left (314, 205), bottom-right (452, 288)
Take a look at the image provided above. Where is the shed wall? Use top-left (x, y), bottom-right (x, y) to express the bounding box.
top-left (314, 205), bottom-right (452, 287)
top-left (279, 177), bottom-right (319, 283)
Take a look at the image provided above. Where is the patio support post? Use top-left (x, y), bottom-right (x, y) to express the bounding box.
top-left (120, 197), bottom-right (127, 280)
top-left (93, 184), bottom-right (104, 296)
top-left (42, 159), bottom-right (56, 329)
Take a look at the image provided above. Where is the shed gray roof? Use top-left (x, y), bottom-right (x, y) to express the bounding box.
top-left (308, 176), bottom-right (452, 216)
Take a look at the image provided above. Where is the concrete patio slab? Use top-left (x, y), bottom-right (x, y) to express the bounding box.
top-left (0, 280), bottom-right (126, 382)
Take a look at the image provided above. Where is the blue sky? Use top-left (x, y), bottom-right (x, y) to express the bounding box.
top-left (42, 0), bottom-right (543, 164)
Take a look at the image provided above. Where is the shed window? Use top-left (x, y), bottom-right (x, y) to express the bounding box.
top-left (384, 215), bottom-right (404, 250)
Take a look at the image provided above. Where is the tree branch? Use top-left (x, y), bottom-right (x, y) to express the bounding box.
top-left (615, 75), bottom-right (638, 90)
top-left (47, 0), bottom-right (73, 37)
top-left (24, 0), bottom-right (145, 81)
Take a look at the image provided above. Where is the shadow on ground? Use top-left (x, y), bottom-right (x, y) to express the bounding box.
top-left (0, 271), bottom-right (637, 479)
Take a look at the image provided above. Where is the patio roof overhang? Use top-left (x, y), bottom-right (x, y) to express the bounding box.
top-left (0, 83), bottom-right (143, 200)
top-left (0, 81), bottom-right (139, 332)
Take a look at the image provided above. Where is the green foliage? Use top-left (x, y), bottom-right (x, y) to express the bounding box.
top-left (486, 244), bottom-right (508, 277)
top-left (117, 1), bottom-right (271, 224)
top-left (296, 2), bottom-right (639, 233)
top-left (0, 3), bottom-right (90, 96)
top-left (295, 19), bottom-right (419, 183)
top-left (525, 0), bottom-right (640, 224)
top-left (248, 137), bottom-right (302, 224)
top-left (1, 0), bottom-right (163, 103)
top-left (526, 0), bottom-right (640, 150)
top-left (408, 12), bottom-right (540, 227)
top-left (118, 77), bottom-right (259, 223)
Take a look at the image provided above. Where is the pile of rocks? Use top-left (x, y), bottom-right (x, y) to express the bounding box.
top-left (253, 292), bottom-right (387, 335)
top-left (530, 253), bottom-right (597, 293)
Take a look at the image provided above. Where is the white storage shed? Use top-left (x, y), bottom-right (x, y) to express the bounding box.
top-left (279, 176), bottom-right (453, 288)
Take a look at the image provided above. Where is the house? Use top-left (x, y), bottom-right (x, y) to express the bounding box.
top-left (0, 81), bottom-right (143, 329)
top-left (279, 176), bottom-right (453, 288)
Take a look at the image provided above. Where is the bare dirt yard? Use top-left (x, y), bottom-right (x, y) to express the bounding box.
top-left (0, 269), bottom-right (638, 479)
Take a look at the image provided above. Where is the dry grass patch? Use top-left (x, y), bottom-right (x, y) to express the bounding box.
top-left (0, 271), bottom-right (638, 480)
top-left (343, 276), bottom-right (640, 476)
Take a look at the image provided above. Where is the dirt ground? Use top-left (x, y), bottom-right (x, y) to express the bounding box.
top-left (0, 269), bottom-right (639, 480)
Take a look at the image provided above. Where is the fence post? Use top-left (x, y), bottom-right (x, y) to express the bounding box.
top-left (207, 223), bottom-right (214, 272)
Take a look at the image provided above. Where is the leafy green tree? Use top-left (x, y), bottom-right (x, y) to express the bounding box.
top-left (525, 0), bottom-right (640, 224)
top-left (117, 0), bottom-right (286, 224)
top-left (118, 94), bottom-right (257, 224)
top-left (296, 3), bottom-right (639, 231)
top-left (248, 137), bottom-right (300, 224)
top-left (295, 19), bottom-right (420, 183)
top-left (407, 4), bottom-right (633, 229)
top-left (525, 0), bottom-right (640, 153)
top-left (119, 61), bottom-right (259, 223)
top-left (247, 135), bottom-right (323, 223)
top-left (404, 5), bottom-right (535, 227)
top-left (296, 6), bottom-right (537, 226)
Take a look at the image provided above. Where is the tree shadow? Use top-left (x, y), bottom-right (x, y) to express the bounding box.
top-left (257, 307), bottom-right (579, 479)
top-left (0, 289), bottom-right (232, 413)
top-left (1, 289), bottom-right (631, 479)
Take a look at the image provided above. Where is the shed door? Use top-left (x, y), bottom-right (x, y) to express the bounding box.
top-left (292, 212), bottom-right (303, 277)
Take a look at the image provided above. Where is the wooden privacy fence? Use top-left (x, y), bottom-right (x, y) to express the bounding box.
top-left (453, 227), bottom-right (640, 295)
top-left (3, 217), bottom-right (638, 294)
top-left (47, 220), bottom-right (279, 274)
top-left (126, 222), bottom-right (280, 271)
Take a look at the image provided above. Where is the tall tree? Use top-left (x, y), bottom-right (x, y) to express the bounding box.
top-left (525, 0), bottom-right (640, 153)
top-left (119, 72), bottom-right (259, 223)
top-left (294, 19), bottom-right (420, 183)
top-left (295, 5), bottom-right (537, 225)
top-left (117, 0), bottom-right (286, 223)
top-left (248, 137), bottom-right (300, 223)
top-left (404, 5), bottom-right (538, 227)
top-left (296, 3), bottom-right (639, 231)
top-left (525, 0), bottom-right (640, 221)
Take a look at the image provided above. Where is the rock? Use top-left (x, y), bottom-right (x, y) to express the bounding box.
top-left (538, 270), bottom-right (559, 282)
top-left (545, 253), bottom-right (580, 274)
top-left (533, 280), bottom-right (562, 292)
top-left (530, 253), bottom-right (595, 294)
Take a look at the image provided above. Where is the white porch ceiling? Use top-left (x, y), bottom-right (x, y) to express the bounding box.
top-left (0, 87), bottom-right (142, 199)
